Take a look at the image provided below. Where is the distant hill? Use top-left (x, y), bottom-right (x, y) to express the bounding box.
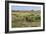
top-left (12, 10), bottom-right (41, 13)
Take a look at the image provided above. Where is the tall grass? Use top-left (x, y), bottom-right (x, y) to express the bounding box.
top-left (12, 11), bottom-right (41, 28)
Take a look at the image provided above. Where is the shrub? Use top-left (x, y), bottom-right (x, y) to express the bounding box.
top-left (35, 16), bottom-right (40, 20)
top-left (30, 14), bottom-right (35, 16)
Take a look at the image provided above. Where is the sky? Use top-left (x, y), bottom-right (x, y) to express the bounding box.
top-left (11, 5), bottom-right (41, 11)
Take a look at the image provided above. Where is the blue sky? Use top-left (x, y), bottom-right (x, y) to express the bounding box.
top-left (11, 5), bottom-right (41, 11)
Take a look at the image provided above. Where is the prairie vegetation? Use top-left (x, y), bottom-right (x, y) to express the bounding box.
top-left (12, 10), bottom-right (41, 28)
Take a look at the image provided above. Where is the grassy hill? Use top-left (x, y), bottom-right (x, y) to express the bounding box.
top-left (12, 10), bottom-right (41, 28)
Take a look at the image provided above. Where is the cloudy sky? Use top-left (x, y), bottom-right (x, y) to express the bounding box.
top-left (11, 5), bottom-right (41, 11)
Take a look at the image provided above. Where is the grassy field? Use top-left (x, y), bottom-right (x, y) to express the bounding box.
top-left (12, 10), bottom-right (41, 28)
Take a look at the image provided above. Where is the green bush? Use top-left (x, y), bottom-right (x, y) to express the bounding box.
top-left (30, 14), bottom-right (34, 16)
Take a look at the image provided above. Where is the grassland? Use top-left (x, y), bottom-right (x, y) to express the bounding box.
top-left (12, 10), bottom-right (41, 28)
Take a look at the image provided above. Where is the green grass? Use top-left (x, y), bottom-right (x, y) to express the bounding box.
top-left (12, 11), bottom-right (41, 28)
